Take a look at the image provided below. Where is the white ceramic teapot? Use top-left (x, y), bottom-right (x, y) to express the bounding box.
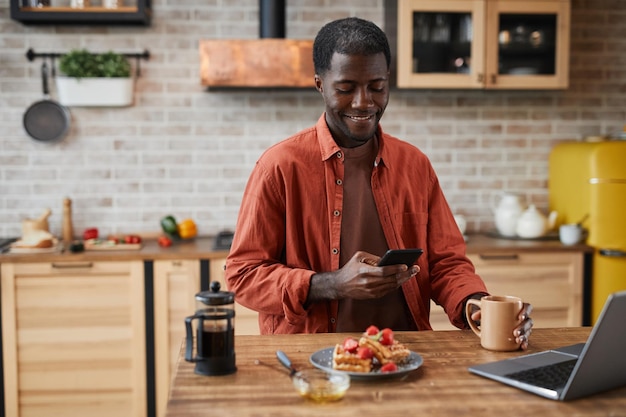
top-left (515, 204), bottom-right (558, 239)
top-left (492, 192), bottom-right (525, 237)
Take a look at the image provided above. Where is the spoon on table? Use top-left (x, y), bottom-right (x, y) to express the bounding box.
top-left (276, 350), bottom-right (299, 376)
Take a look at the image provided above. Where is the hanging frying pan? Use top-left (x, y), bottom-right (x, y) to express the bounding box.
top-left (23, 60), bottom-right (70, 142)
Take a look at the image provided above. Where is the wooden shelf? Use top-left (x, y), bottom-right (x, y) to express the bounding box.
top-left (10, 0), bottom-right (151, 25)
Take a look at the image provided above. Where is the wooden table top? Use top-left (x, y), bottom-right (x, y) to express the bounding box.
top-left (165, 328), bottom-right (626, 417)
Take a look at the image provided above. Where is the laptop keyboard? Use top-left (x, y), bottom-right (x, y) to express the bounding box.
top-left (504, 359), bottom-right (578, 391)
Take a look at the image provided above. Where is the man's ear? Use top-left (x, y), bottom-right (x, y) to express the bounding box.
top-left (314, 74), bottom-right (323, 93)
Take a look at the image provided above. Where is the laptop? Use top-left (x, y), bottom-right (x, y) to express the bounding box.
top-left (468, 290), bottom-right (626, 401)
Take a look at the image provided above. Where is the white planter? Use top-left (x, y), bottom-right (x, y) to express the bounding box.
top-left (55, 77), bottom-right (134, 107)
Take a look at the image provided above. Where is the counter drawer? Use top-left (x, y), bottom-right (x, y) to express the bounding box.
top-left (5, 260), bottom-right (135, 276)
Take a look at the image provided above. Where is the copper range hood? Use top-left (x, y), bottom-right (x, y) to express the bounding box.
top-left (200, 0), bottom-right (314, 89)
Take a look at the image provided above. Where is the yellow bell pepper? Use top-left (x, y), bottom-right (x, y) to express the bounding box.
top-left (177, 219), bottom-right (197, 239)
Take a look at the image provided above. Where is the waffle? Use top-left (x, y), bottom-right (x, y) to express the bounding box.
top-left (358, 336), bottom-right (411, 365)
top-left (331, 344), bottom-right (372, 373)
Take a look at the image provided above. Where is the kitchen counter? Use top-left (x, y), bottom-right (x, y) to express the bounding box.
top-left (0, 233), bottom-right (593, 263)
top-left (465, 233), bottom-right (593, 254)
top-left (0, 236), bottom-right (229, 262)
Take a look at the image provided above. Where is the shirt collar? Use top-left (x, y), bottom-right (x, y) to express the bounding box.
top-left (315, 113), bottom-right (386, 167)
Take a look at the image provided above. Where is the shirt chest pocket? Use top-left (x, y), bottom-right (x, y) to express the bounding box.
top-left (393, 212), bottom-right (428, 248)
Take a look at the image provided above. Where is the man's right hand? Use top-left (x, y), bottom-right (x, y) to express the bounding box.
top-left (308, 251), bottom-right (419, 302)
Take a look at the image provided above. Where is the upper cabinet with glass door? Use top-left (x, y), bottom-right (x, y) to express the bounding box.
top-left (386, 0), bottom-right (570, 90)
top-left (10, 0), bottom-right (151, 25)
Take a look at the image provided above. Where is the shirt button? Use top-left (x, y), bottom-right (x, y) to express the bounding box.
top-left (336, 179), bottom-right (342, 186)
top-left (333, 210), bottom-right (340, 217)
top-left (336, 152), bottom-right (342, 159)
top-left (332, 248), bottom-right (339, 255)
top-left (330, 317), bottom-right (336, 324)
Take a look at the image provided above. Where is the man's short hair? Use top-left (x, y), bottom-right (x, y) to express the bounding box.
top-left (313, 17), bottom-right (391, 76)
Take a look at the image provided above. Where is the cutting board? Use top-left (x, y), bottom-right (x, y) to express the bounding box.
top-left (9, 241), bottom-right (62, 254)
top-left (84, 241), bottom-right (142, 251)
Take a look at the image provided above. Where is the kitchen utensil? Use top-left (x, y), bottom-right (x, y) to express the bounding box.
top-left (458, 14), bottom-right (472, 42)
top-left (413, 13), bottom-right (431, 42)
top-left (515, 204), bottom-right (557, 239)
top-left (466, 295), bottom-right (524, 351)
top-left (576, 213), bottom-right (590, 227)
top-left (184, 281), bottom-right (236, 376)
top-left (430, 13), bottom-right (450, 43)
top-left (559, 223), bottom-right (583, 245)
top-left (23, 60), bottom-right (70, 142)
top-left (310, 347), bottom-right (424, 380)
top-left (276, 350), bottom-right (298, 376)
top-left (62, 197), bottom-right (74, 243)
top-left (277, 350), bottom-right (350, 403)
top-left (70, 0), bottom-right (89, 7)
top-left (22, 207), bottom-right (51, 236)
top-left (492, 192), bottom-right (525, 237)
top-left (529, 29), bottom-right (544, 47)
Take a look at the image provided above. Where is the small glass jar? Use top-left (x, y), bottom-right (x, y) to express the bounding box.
top-left (70, 0), bottom-right (89, 8)
top-left (103, 0), bottom-right (120, 8)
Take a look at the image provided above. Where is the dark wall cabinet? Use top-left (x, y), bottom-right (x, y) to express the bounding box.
top-left (10, 0), bottom-right (151, 25)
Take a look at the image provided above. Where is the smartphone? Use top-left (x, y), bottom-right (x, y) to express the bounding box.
top-left (377, 248), bottom-right (424, 267)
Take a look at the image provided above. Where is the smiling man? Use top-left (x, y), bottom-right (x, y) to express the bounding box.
top-left (225, 17), bottom-right (533, 346)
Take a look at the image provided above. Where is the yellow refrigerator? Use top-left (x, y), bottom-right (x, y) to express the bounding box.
top-left (549, 140), bottom-right (626, 324)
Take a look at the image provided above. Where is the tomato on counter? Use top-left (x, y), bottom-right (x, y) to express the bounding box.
top-left (107, 236), bottom-right (120, 244)
top-left (177, 219), bottom-right (197, 239)
top-left (158, 235), bottom-right (173, 248)
top-left (83, 228), bottom-right (99, 240)
top-left (124, 235), bottom-right (142, 244)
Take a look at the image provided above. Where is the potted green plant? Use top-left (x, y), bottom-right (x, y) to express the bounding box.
top-left (56, 49), bottom-right (134, 107)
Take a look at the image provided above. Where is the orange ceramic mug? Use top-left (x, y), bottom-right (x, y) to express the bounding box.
top-left (466, 295), bottom-right (523, 351)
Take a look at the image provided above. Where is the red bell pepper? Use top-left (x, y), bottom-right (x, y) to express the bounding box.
top-left (83, 228), bottom-right (99, 240)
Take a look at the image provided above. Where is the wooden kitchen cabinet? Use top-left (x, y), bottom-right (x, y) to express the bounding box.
top-left (385, 0), bottom-right (570, 89)
top-left (9, 0), bottom-right (151, 25)
top-left (430, 251), bottom-right (584, 330)
top-left (1, 260), bottom-right (146, 417)
top-left (152, 259), bottom-right (200, 417)
top-left (152, 257), bottom-right (259, 417)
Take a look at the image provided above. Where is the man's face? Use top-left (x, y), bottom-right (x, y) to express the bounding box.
top-left (315, 52), bottom-right (389, 148)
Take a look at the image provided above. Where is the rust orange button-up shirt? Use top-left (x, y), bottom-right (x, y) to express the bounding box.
top-left (225, 115), bottom-right (487, 334)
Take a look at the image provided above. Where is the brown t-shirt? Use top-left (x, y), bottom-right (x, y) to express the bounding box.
top-left (336, 137), bottom-right (416, 332)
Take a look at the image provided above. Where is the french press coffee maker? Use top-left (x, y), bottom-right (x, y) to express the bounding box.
top-left (184, 281), bottom-right (236, 376)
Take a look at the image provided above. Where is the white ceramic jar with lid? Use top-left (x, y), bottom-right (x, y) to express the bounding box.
top-left (492, 192), bottom-right (525, 237)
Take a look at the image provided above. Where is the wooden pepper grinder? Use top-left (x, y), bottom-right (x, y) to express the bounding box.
top-left (62, 197), bottom-right (74, 243)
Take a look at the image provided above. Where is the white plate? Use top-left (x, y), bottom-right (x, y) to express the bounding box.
top-left (309, 347), bottom-right (423, 381)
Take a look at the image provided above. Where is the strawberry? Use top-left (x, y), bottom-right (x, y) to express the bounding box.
top-left (342, 337), bottom-right (359, 353)
top-left (380, 362), bottom-right (398, 373)
top-left (357, 346), bottom-right (374, 360)
top-left (379, 328), bottom-right (394, 345)
top-left (365, 325), bottom-right (380, 336)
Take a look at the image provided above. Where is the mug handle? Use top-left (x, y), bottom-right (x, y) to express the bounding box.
top-left (465, 299), bottom-right (481, 337)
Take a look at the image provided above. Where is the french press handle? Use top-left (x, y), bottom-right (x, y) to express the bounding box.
top-left (184, 314), bottom-right (201, 363)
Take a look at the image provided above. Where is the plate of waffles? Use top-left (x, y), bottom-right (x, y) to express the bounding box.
top-left (309, 347), bottom-right (423, 380)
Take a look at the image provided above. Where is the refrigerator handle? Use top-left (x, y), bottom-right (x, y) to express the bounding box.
top-left (599, 249), bottom-right (626, 257)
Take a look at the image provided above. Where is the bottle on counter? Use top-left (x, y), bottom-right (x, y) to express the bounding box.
top-left (62, 197), bottom-right (74, 244)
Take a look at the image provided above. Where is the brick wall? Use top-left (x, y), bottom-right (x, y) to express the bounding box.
top-left (0, 0), bottom-right (624, 239)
